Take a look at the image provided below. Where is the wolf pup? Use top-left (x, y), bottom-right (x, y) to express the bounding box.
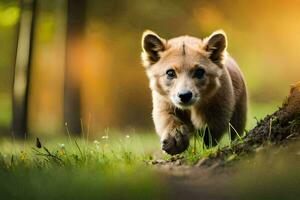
top-left (141, 30), bottom-right (247, 155)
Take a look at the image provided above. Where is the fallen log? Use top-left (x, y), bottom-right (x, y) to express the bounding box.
top-left (197, 81), bottom-right (300, 167)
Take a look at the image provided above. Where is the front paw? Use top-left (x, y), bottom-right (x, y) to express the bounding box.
top-left (161, 126), bottom-right (190, 155)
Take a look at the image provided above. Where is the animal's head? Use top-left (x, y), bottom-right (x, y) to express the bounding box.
top-left (141, 30), bottom-right (227, 109)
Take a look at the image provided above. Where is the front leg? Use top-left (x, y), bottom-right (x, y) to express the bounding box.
top-left (153, 96), bottom-right (193, 155)
top-left (161, 123), bottom-right (191, 155)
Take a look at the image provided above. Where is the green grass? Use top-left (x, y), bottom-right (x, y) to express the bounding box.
top-left (1, 131), bottom-right (295, 200)
top-left (0, 129), bottom-right (241, 199)
top-left (0, 134), bottom-right (167, 200)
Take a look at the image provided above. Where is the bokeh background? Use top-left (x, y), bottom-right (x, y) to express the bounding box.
top-left (0, 0), bottom-right (299, 137)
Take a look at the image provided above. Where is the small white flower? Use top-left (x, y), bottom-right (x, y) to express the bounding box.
top-left (59, 143), bottom-right (65, 148)
top-left (102, 135), bottom-right (108, 139)
top-left (126, 135), bottom-right (130, 139)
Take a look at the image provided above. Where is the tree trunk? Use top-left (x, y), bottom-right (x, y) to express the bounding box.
top-left (12, 0), bottom-right (37, 139)
top-left (64, 0), bottom-right (87, 136)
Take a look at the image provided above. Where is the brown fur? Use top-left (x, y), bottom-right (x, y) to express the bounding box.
top-left (141, 30), bottom-right (247, 155)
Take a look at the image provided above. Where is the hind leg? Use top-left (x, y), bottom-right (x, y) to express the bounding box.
top-left (202, 109), bottom-right (231, 146)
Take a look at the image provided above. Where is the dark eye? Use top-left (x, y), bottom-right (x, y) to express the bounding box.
top-left (194, 68), bottom-right (205, 79)
top-left (166, 69), bottom-right (176, 79)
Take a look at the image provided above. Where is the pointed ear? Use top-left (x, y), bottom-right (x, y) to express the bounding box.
top-left (204, 30), bottom-right (227, 64)
top-left (141, 30), bottom-right (166, 66)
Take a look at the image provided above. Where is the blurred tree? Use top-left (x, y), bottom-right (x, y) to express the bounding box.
top-left (12, 0), bottom-right (37, 138)
top-left (64, 0), bottom-right (87, 135)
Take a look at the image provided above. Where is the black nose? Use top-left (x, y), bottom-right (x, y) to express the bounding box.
top-left (178, 91), bottom-right (193, 104)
